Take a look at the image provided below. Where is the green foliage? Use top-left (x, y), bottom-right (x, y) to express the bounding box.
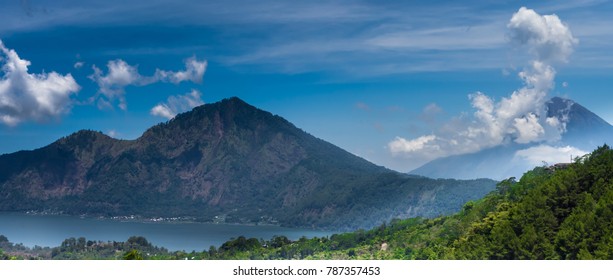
top-left (3, 145), bottom-right (612, 260)
top-left (175, 144), bottom-right (613, 260)
top-left (123, 249), bottom-right (143, 260)
top-left (451, 145), bottom-right (613, 259)
top-left (42, 236), bottom-right (170, 260)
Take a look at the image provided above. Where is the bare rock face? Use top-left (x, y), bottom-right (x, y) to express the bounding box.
top-left (0, 97), bottom-right (496, 230)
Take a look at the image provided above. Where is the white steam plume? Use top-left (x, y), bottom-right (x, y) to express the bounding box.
top-left (388, 7), bottom-right (578, 164)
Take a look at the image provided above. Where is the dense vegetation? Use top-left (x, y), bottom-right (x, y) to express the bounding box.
top-left (2, 145), bottom-right (611, 260)
top-left (0, 234), bottom-right (170, 260)
top-left (0, 97), bottom-right (496, 230)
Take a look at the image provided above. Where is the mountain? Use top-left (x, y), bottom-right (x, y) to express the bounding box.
top-left (9, 145), bottom-right (610, 260)
top-left (411, 97), bottom-right (613, 180)
top-left (212, 145), bottom-right (612, 260)
top-left (547, 97), bottom-right (613, 149)
top-left (0, 97), bottom-right (496, 230)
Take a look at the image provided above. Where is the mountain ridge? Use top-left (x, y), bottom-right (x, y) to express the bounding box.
top-left (0, 97), bottom-right (496, 230)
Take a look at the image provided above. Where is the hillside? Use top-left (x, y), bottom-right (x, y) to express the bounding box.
top-left (4, 145), bottom-right (610, 260)
top-left (193, 144), bottom-right (610, 260)
top-left (0, 97), bottom-right (496, 230)
top-left (155, 144), bottom-right (612, 260)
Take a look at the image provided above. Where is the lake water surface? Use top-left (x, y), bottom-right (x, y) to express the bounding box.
top-left (0, 213), bottom-right (336, 251)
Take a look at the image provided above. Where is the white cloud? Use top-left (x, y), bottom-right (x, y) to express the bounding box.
top-left (150, 105), bottom-right (175, 120)
top-left (73, 61), bottom-right (84, 69)
top-left (366, 24), bottom-right (506, 51)
top-left (150, 89), bottom-right (204, 119)
top-left (388, 135), bottom-right (438, 155)
top-left (508, 6), bottom-right (578, 63)
top-left (513, 113), bottom-right (545, 144)
top-left (514, 145), bottom-right (587, 166)
top-left (0, 40), bottom-right (80, 126)
top-left (89, 59), bottom-right (141, 110)
top-left (5, 1), bottom-right (612, 76)
top-left (90, 60), bottom-right (141, 94)
top-left (89, 57), bottom-right (207, 110)
top-left (154, 57), bottom-right (207, 84)
top-left (388, 7), bottom-right (575, 162)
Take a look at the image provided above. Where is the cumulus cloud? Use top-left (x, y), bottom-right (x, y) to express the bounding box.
top-left (89, 59), bottom-right (141, 110)
top-left (89, 57), bottom-right (207, 110)
top-left (0, 40), bottom-right (80, 126)
top-left (508, 6), bottom-right (578, 63)
top-left (388, 135), bottom-right (438, 155)
top-left (388, 7), bottom-right (576, 162)
top-left (154, 57), bottom-right (207, 84)
top-left (514, 145), bottom-right (587, 166)
top-left (150, 89), bottom-right (204, 119)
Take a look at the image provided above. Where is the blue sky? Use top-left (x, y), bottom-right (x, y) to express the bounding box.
top-left (1, 0), bottom-right (612, 172)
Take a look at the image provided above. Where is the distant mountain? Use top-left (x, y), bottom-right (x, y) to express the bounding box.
top-left (410, 144), bottom-right (528, 180)
top-left (547, 97), bottom-right (613, 149)
top-left (0, 97), bottom-right (496, 230)
top-left (411, 97), bottom-right (613, 180)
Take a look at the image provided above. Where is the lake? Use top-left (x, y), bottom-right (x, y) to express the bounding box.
top-left (0, 212), bottom-right (337, 251)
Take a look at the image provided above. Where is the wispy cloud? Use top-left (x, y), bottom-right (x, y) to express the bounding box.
top-left (0, 40), bottom-right (80, 126)
top-left (365, 25), bottom-right (505, 51)
top-left (89, 57), bottom-right (206, 110)
top-left (223, 20), bottom-right (509, 75)
top-left (4, 1), bottom-right (612, 76)
top-left (154, 57), bottom-right (206, 84)
top-left (89, 59), bottom-right (141, 110)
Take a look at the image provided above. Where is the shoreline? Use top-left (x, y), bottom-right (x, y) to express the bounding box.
top-left (0, 211), bottom-right (339, 252)
top-left (4, 210), bottom-right (288, 228)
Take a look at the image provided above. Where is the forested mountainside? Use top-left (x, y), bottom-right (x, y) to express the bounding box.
top-left (3, 145), bottom-right (611, 260)
top-left (0, 97), bottom-right (495, 230)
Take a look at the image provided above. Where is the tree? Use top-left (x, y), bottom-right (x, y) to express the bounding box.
top-left (123, 249), bottom-right (143, 260)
